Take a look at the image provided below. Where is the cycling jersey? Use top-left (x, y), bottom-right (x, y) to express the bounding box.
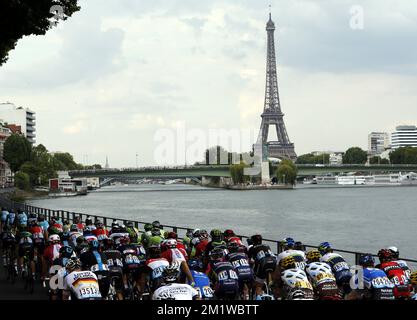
top-left (118, 244), bottom-right (146, 273)
top-left (362, 267), bottom-right (395, 300)
top-left (189, 270), bottom-right (214, 299)
top-left (17, 212), bottom-right (28, 227)
top-left (1, 210), bottom-right (8, 223)
top-left (227, 252), bottom-right (254, 287)
top-left (393, 260), bottom-right (411, 280)
top-left (70, 231), bottom-right (83, 246)
top-left (305, 262), bottom-right (339, 299)
top-left (38, 220), bottom-right (49, 232)
top-left (248, 244), bottom-right (277, 280)
top-left (277, 249), bottom-right (306, 270)
top-left (44, 244), bottom-right (62, 264)
top-left (6, 212), bottom-right (16, 227)
top-left (103, 250), bottom-right (124, 291)
top-left (146, 258), bottom-right (170, 290)
top-left (320, 253), bottom-right (352, 285)
top-left (92, 228), bottom-right (109, 238)
top-left (80, 250), bottom-right (110, 273)
top-left (377, 261), bottom-right (410, 299)
top-left (208, 260), bottom-right (239, 299)
top-left (64, 270), bottom-right (102, 300)
top-left (193, 239), bottom-right (209, 258)
top-left (152, 283), bottom-right (199, 300)
top-left (281, 268), bottom-right (315, 300)
top-left (161, 248), bottom-right (186, 264)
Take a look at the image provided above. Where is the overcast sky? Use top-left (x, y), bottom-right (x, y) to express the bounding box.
top-left (1, 0), bottom-right (417, 167)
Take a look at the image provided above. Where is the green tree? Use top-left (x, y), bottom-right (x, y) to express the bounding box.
top-left (230, 162), bottom-right (249, 184)
top-left (52, 152), bottom-right (80, 170)
top-left (0, 0), bottom-right (80, 65)
top-left (342, 147), bottom-right (367, 164)
top-left (369, 156), bottom-right (381, 165)
top-left (20, 161), bottom-right (40, 186)
top-left (276, 163), bottom-right (297, 185)
top-left (15, 171), bottom-right (31, 191)
top-left (3, 134), bottom-right (32, 172)
top-left (389, 147), bottom-right (417, 164)
top-left (296, 153), bottom-right (330, 164)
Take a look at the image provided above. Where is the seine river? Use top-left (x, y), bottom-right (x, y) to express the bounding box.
top-left (28, 184), bottom-right (417, 262)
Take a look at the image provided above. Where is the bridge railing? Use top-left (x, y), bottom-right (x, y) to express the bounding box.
top-left (2, 197), bottom-right (417, 269)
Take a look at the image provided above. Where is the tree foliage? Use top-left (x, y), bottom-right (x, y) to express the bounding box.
top-left (14, 171), bottom-right (30, 191)
top-left (296, 153), bottom-right (330, 164)
top-left (230, 162), bottom-right (249, 184)
top-left (389, 147), bottom-right (417, 164)
top-left (3, 134), bottom-right (32, 172)
top-left (0, 0), bottom-right (80, 65)
top-left (342, 147), bottom-right (367, 164)
top-left (276, 159), bottom-right (297, 185)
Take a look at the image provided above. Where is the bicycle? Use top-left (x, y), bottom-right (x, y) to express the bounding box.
top-left (22, 252), bottom-right (34, 294)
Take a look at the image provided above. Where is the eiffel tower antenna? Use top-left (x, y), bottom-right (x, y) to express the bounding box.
top-left (256, 11), bottom-right (297, 160)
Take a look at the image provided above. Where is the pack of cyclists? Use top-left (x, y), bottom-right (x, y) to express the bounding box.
top-left (1, 206), bottom-right (417, 300)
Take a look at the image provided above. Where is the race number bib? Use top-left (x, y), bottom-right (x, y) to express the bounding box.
top-left (218, 270), bottom-right (238, 281)
top-left (232, 259), bottom-right (250, 269)
top-left (107, 258), bottom-right (123, 268)
top-left (124, 254), bottom-right (140, 264)
top-left (333, 262), bottom-right (348, 272)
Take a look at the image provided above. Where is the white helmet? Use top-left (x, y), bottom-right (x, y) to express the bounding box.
top-left (49, 234), bottom-right (60, 243)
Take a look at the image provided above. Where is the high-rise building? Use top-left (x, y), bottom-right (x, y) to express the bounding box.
top-left (391, 125), bottom-right (417, 149)
top-left (368, 132), bottom-right (389, 155)
top-left (0, 102), bottom-right (36, 144)
top-left (0, 122), bottom-right (12, 187)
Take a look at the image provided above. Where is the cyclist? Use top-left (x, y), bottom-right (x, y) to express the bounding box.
top-left (318, 242), bottom-right (352, 296)
top-left (187, 259), bottom-right (214, 300)
top-left (83, 226), bottom-right (98, 243)
top-left (16, 209), bottom-right (28, 231)
top-left (166, 231), bottom-right (188, 258)
top-left (248, 234), bottom-right (277, 298)
top-left (347, 254), bottom-right (394, 300)
top-left (223, 229), bottom-right (244, 246)
top-left (0, 207), bottom-right (8, 231)
top-left (145, 245), bottom-right (170, 293)
top-left (125, 221), bottom-right (140, 244)
top-left (43, 234), bottom-right (62, 280)
top-left (117, 235), bottom-right (147, 298)
top-left (28, 219), bottom-right (45, 272)
top-left (206, 247), bottom-right (239, 300)
top-left (387, 246), bottom-right (411, 280)
top-left (277, 256), bottom-right (314, 300)
top-left (73, 216), bottom-right (85, 232)
top-left (62, 257), bottom-right (102, 300)
top-left (92, 220), bottom-right (109, 238)
top-left (85, 217), bottom-right (96, 231)
top-left (152, 264), bottom-right (200, 300)
top-left (204, 229), bottom-right (227, 259)
top-left (305, 250), bottom-right (340, 300)
top-left (37, 214), bottom-right (49, 238)
top-left (226, 241), bottom-right (253, 300)
top-left (17, 230), bottom-right (35, 279)
top-left (376, 249), bottom-right (411, 299)
top-left (140, 223), bottom-right (153, 244)
top-left (1, 225), bottom-right (17, 273)
top-left (49, 246), bottom-right (75, 300)
top-left (102, 238), bottom-right (125, 300)
top-left (5, 209), bottom-right (16, 231)
top-left (80, 239), bottom-right (111, 299)
top-left (160, 239), bottom-right (194, 285)
top-left (277, 237), bottom-right (306, 270)
top-left (191, 229), bottom-right (209, 259)
top-left (69, 224), bottom-right (83, 247)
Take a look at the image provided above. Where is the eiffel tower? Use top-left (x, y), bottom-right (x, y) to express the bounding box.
top-left (256, 13), bottom-right (297, 160)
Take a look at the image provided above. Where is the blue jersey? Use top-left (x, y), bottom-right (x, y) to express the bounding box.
top-left (189, 270), bottom-right (214, 299)
top-left (6, 212), bottom-right (16, 226)
top-left (39, 220), bottom-right (49, 232)
top-left (363, 267), bottom-right (395, 300)
top-left (1, 210), bottom-right (8, 222)
top-left (17, 212), bottom-right (28, 226)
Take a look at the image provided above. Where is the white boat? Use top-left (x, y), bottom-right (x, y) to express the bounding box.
top-left (316, 176), bottom-right (337, 184)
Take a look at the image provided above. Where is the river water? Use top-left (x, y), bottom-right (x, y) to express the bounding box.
top-left (28, 184), bottom-right (417, 261)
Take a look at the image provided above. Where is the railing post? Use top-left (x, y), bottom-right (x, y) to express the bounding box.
top-left (103, 217), bottom-right (107, 229)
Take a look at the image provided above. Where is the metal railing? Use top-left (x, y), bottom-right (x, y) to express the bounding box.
top-left (2, 197), bottom-right (417, 268)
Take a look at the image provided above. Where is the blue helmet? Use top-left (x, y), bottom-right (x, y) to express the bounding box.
top-left (60, 246), bottom-right (74, 258)
top-left (281, 237), bottom-right (295, 248)
top-left (188, 259), bottom-right (204, 271)
top-left (318, 242), bottom-right (332, 255)
top-left (359, 254), bottom-right (375, 266)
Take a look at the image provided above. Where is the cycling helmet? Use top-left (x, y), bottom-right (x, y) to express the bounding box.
top-left (192, 229), bottom-right (201, 238)
top-left (49, 234), bottom-right (61, 243)
top-left (38, 214), bottom-right (45, 221)
top-left (70, 224), bottom-right (78, 232)
top-left (377, 249), bottom-right (392, 262)
top-left (289, 289), bottom-right (306, 300)
top-left (152, 220), bottom-right (161, 229)
top-left (294, 241), bottom-right (304, 251)
top-left (250, 234), bottom-right (262, 245)
top-left (188, 259), bottom-right (204, 272)
top-left (318, 242), bottom-right (332, 255)
top-left (281, 237), bottom-right (295, 248)
top-left (306, 250), bottom-right (321, 262)
top-left (280, 256), bottom-right (296, 270)
top-left (210, 229), bottom-right (222, 240)
top-left (165, 239), bottom-right (177, 249)
top-left (410, 271), bottom-right (417, 286)
top-left (20, 231), bottom-right (32, 238)
top-left (125, 221), bottom-right (134, 228)
top-left (227, 241), bottom-right (240, 253)
top-left (65, 257), bottom-right (81, 273)
top-left (96, 222), bottom-right (104, 229)
top-left (60, 246), bottom-right (74, 258)
top-left (209, 247), bottom-right (225, 261)
top-left (111, 221), bottom-right (119, 228)
top-left (224, 229), bottom-right (235, 238)
top-left (199, 230), bottom-right (209, 240)
top-left (166, 231), bottom-right (177, 240)
top-left (151, 229), bottom-right (161, 237)
top-left (358, 254), bottom-right (375, 267)
top-left (89, 239), bottom-right (100, 250)
top-left (29, 213), bottom-right (37, 219)
top-left (387, 246), bottom-right (399, 259)
top-left (144, 223), bottom-right (153, 232)
top-left (162, 264), bottom-right (180, 283)
top-left (85, 217), bottom-right (93, 225)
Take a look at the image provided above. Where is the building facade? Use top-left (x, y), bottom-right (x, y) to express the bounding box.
top-left (0, 123), bottom-right (12, 187)
top-left (391, 125), bottom-right (417, 149)
top-left (0, 102), bottom-right (36, 144)
top-left (368, 132), bottom-right (390, 155)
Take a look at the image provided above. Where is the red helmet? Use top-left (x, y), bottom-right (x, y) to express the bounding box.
top-left (224, 229), bottom-right (235, 238)
top-left (378, 249), bottom-right (392, 262)
top-left (167, 232), bottom-right (177, 240)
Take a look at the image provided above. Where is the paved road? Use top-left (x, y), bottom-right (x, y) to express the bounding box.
top-left (0, 249), bottom-right (47, 300)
